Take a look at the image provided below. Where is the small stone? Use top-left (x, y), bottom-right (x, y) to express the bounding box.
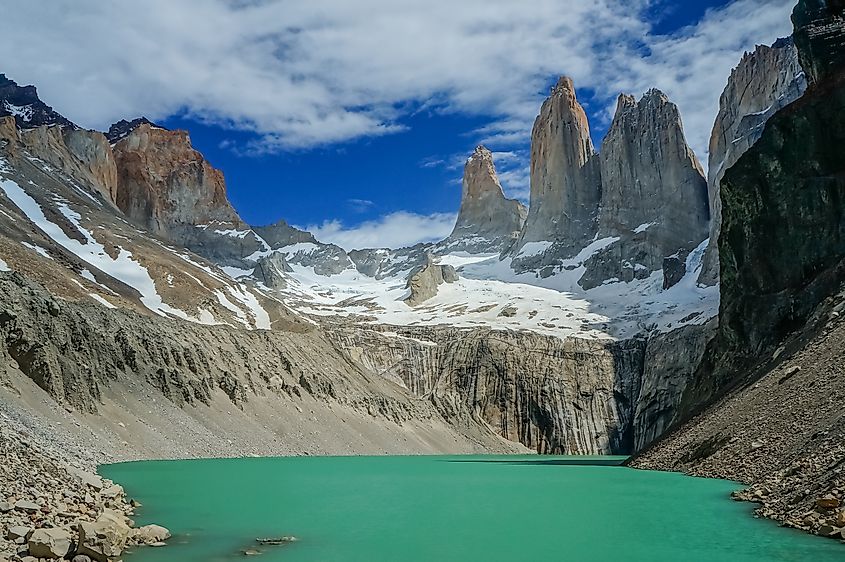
top-left (72, 556), bottom-right (92, 562)
top-left (817, 496), bottom-right (841, 510)
top-left (5, 526), bottom-right (32, 540)
top-left (0, 500), bottom-right (12, 512)
top-left (13, 500), bottom-right (40, 513)
top-left (750, 441), bottom-right (765, 450)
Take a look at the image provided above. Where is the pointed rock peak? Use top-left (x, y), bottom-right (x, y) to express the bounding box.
top-left (551, 76), bottom-right (576, 96)
top-left (448, 145), bottom-right (527, 252)
top-left (468, 144), bottom-right (493, 163)
top-left (614, 94), bottom-right (637, 118)
top-left (0, 73), bottom-right (75, 130)
top-left (106, 117), bottom-right (166, 144)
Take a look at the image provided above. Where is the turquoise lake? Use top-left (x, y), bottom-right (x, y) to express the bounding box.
top-left (100, 455), bottom-right (844, 561)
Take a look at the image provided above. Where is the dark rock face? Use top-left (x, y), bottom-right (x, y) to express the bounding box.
top-left (252, 220), bottom-right (318, 248)
top-left (446, 145), bottom-right (527, 253)
top-left (106, 117), bottom-right (163, 144)
top-left (0, 74), bottom-right (75, 129)
top-left (793, 0), bottom-right (845, 86)
top-left (699, 38), bottom-right (808, 285)
top-left (680, 0), bottom-right (845, 415)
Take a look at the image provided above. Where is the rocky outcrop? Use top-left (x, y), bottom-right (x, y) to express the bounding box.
top-left (699, 38), bottom-right (807, 285)
top-left (634, 0), bottom-right (845, 540)
top-left (349, 244), bottom-right (430, 280)
top-left (512, 77), bottom-right (602, 268)
top-left (403, 254), bottom-right (458, 306)
top-left (445, 145), bottom-right (526, 253)
top-left (17, 125), bottom-right (118, 203)
top-left (106, 117), bottom-right (162, 144)
top-left (0, 74), bottom-right (75, 129)
top-left (581, 90), bottom-right (709, 289)
top-left (111, 123), bottom-right (265, 265)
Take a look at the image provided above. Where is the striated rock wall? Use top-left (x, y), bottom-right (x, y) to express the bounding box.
top-left (699, 38), bottom-right (807, 285)
top-left (329, 323), bottom-right (714, 455)
top-left (447, 145), bottom-right (527, 253)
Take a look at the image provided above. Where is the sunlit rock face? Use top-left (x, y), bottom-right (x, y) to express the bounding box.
top-left (512, 77), bottom-right (602, 270)
top-left (445, 145), bottom-right (526, 254)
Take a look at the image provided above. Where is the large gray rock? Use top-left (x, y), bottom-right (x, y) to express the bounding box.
top-left (582, 90), bottom-right (709, 289)
top-left (512, 77), bottom-right (602, 269)
top-left (698, 37), bottom-right (807, 285)
top-left (77, 509), bottom-right (132, 562)
top-left (404, 255), bottom-right (459, 306)
top-left (27, 528), bottom-right (71, 559)
top-left (445, 145), bottom-right (526, 253)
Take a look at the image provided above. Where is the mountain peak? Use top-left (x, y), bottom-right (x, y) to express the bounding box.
top-left (0, 72), bottom-right (75, 129)
top-left (446, 145), bottom-right (527, 253)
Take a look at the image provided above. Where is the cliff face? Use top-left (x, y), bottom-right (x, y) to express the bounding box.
top-left (111, 123), bottom-right (266, 265)
top-left (582, 90), bottom-right (709, 289)
top-left (446, 145), bottom-right (527, 253)
top-left (330, 323), bottom-right (717, 454)
top-left (699, 38), bottom-right (807, 285)
top-left (634, 0), bottom-right (845, 540)
top-left (513, 77), bottom-right (602, 266)
top-left (17, 124), bottom-right (118, 203)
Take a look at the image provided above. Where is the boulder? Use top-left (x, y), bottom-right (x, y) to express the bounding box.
top-left (77, 509), bottom-right (131, 561)
top-left (131, 524), bottom-right (171, 545)
top-left (27, 528), bottom-right (71, 559)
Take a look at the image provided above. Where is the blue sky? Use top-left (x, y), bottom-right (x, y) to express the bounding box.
top-left (0, 0), bottom-right (796, 249)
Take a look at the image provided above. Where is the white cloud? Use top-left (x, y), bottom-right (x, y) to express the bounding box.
top-left (0, 0), bottom-right (794, 160)
top-left (304, 211), bottom-right (457, 250)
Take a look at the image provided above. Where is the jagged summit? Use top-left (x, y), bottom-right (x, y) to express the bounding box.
top-left (511, 78), bottom-right (708, 290)
top-left (0, 73), bottom-right (75, 129)
top-left (446, 145), bottom-right (526, 253)
top-left (106, 117), bottom-right (165, 144)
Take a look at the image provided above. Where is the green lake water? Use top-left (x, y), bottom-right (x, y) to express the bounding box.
top-left (100, 455), bottom-right (844, 562)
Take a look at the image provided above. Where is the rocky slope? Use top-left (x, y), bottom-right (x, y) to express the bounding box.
top-left (445, 145), bottom-right (526, 253)
top-left (634, 0), bottom-right (845, 541)
top-left (698, 37), bottom-right (807, 285)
